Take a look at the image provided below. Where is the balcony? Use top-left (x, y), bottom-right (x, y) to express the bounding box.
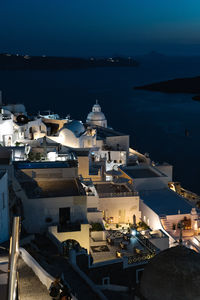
top-left (57, 222), bottom-right (81, 233)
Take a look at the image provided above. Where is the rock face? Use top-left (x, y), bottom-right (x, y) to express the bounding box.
top-left (140, 245), bottom-right (200, 300)
top-left (134, 76), bottom-right (200, 94)
top-left (192, 95), bottom-right (200, 101)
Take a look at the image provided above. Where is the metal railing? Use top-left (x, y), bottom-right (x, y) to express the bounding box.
top-left (8, 216), bottom-right (21, 300)
top-left (136, 232), bottom-right (159, 254)
top-left (127, 252), bottom-right (155, 265)
top-left (98, 191), bottom-right (138, 198)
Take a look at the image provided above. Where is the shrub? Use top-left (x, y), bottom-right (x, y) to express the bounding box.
top-left (90, 222), bottom-right (103, 231)
top-left (28, 152), bottom-right (34, 161)
top-left (137, 221), bottom-right (150, 230)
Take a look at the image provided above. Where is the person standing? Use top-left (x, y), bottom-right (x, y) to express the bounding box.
top-left (49, 276), bottom-right (62, 300)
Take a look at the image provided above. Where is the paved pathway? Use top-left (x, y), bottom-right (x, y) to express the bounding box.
top-left (18, 257), bottom-right (50, 300)
top-left (0, 260), bottom-right (8, 300)
top-left (50, 256), bottom-right (103, 300)
top-left (28, 234), bottom-right (106, 300)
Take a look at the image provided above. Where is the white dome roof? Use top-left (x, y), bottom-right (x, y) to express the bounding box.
top-left (87, 111), bottom-right (106, 122)
top-left (61, 120), bottom-right (85, 137)
top-left (86, 101), bottom-right (107, 125)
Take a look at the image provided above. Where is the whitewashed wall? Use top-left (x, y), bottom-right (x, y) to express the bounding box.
top-left (23, 195), bottom-right (87, 233)
top-left (0, 172), bottom-right (9, 243)
top-left (99, 195), bottom-right (141, 224)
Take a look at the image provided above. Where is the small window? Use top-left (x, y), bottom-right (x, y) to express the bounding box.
top-left (59, 207), bottom-right (70, 225)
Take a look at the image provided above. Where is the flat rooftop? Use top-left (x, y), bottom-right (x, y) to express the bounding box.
top-left (95, 183), bottom-right (129, 195)
top-left (19, 178), bottom-right (85, 198)
top-left (122, 167), bottom-right (160, 179)
top-left (140, 188), bottom-right (194, 216)
top-left (95, 126), bottom-right (126, 139)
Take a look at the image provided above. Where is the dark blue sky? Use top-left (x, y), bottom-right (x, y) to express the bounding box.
top-left (1, 0), bottom-right (200, 56)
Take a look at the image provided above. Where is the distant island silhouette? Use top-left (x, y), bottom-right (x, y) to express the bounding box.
top-left (134, 76), bottom-right (200, 101)
top-left (0, 53), bottom-right (139, 70)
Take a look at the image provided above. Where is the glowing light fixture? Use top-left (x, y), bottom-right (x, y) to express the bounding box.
top-left (131, 229), bottom-right (137, 236)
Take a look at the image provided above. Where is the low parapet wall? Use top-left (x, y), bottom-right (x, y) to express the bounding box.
top-left (19, 247), bottom-right (77, 300)
top-left (19, 247), bottom-right (54, 289)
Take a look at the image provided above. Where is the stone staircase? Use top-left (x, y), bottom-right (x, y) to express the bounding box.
top-left (160, 217), bottom-right (172, 232)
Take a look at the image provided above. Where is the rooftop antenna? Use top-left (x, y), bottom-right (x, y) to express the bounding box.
top-left (96, 99), bottom-right (98, 105)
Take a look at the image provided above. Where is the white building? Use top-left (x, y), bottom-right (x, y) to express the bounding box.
top-left (86, 101), bottom-right (107, 128)
top-left (0, 109), bottom-right (14, 146)
top-left (94, 181), bottom-right (141, 224)
top-left (92, 149), bottom-right (127, 170)
top-left (120, 164), bottom-right (171, 191)
top-left (15, 118), bottom-right (47, 141)
top-left (139, 188), bottom-right (197, 247)
top-left (49, 120), bottom-right (97, 149)
top-left (0, 171), bottom-right (9, 243)
top-left (15, 163), bottom-right (90, 252)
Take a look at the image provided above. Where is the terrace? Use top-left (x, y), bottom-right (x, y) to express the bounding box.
top-left (90, 229), bottom-right (158, 265)
top-left (16, 170), bottom-right (85, 198)
top-left (122, 167), bottom-right (160, 179)
top-left (95, 182), bottom-right (137, 198)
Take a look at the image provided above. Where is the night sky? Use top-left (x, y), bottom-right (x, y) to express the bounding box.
top-left (1, 0), bottom-right (200, 56)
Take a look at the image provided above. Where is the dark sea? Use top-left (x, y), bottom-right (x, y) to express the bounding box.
top-left (1, 56), bottom-right (200, 194)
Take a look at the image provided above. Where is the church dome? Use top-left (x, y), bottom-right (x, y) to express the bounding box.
top-left (86, 100), bottom-right (107, 128)
top-left (140, 245), bottom-right (200, 300)
top-left (87, 111), bottom-right (106, 122)
top-left (62, 120), bottom-right (85, 137)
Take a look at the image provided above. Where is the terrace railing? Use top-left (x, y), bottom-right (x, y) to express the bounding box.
top-left (136, 232), bottom-right (159, 254)
top-left (98, 191), bottom-right (138, 198)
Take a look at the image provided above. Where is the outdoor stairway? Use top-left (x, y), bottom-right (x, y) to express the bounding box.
top-left (0, 259), bottom-right (8, 300)
top-left (18, 257), bottom-right (50, 300)
top-left (54, 257), bottom-right (106, 300)
top-left (161, 218), bottom-right (172, 232)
